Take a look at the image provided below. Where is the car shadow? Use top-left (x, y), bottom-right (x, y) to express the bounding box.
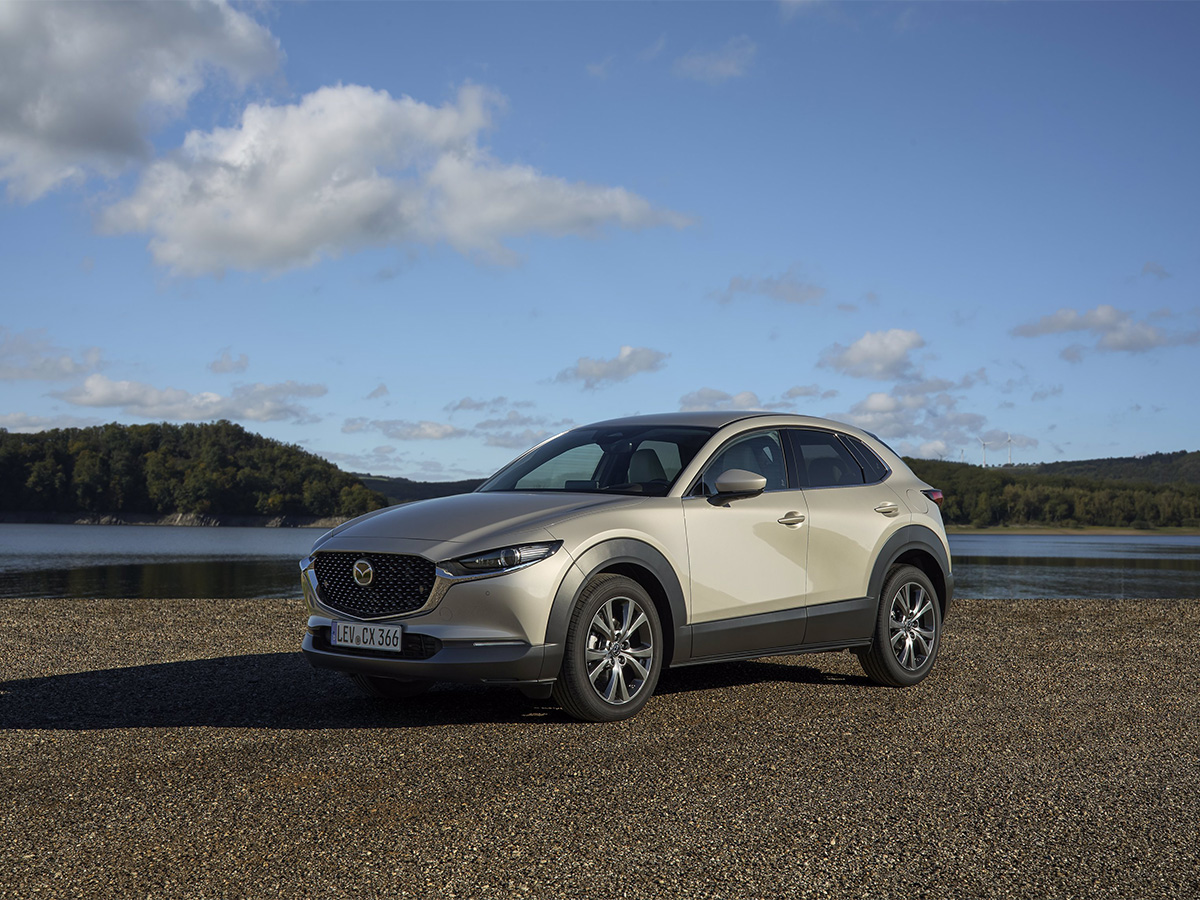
top-left (1, 652), bottom-right (874, 731)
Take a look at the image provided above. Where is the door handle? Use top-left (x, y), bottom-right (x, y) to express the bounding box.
top-left (874, 502), bottom-right (900, 517)
top-left (777, 511), bottom-right (806, 526)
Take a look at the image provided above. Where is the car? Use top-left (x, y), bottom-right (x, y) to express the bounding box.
top-left (300, 411), bottom-right (953, 721)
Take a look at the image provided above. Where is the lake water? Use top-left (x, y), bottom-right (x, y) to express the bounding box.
top-left (1, 524), bottom-right (1197, 600)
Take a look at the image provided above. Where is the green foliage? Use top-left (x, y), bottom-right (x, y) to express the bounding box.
top-left (0, 421), bottom-right (388, 519)
top-left (907, 458), bottom-right (1200, 529)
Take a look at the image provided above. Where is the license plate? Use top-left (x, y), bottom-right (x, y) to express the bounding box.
top-left (330, 621), bottom-right (404, 651)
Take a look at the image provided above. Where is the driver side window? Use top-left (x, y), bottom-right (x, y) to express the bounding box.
top-left (697, 430), bottom-right (788, 495)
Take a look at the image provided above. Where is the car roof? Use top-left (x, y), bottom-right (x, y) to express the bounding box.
top-left (581, 411), bottom-right (849, 431)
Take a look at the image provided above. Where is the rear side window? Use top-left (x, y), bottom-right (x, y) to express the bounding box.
top-left (840, 435), bottom-right (890, 484)
top-left (788, 429), bottom-right (865, 487)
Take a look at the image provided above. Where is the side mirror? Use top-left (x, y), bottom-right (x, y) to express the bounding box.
top-left (710, 468), bottom-right (767, 503)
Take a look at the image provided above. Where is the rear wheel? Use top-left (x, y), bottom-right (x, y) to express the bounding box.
top-left (553, 574), bottom-right (663, 722)
top-left (349, 673), bottom-right (431, 699)
top-left (857, 565), bottom-right (941, 687)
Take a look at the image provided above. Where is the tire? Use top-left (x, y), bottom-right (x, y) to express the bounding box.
top-left (349, 673), bottom-right (431, 699)
top-left (856, 565), bottom-right (942, 688)
top-left (552, 574), bottom-right (664, 722)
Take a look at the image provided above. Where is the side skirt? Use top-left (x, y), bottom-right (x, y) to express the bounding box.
top-left (680, 596), bottom-right (876, 666)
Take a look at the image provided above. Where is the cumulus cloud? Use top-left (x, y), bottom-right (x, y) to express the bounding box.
top-left (818, 329), bottom-right (925, 380)
top-left (556, 345), bottom-right (669, 389)
top-left (101, 83), bottom-right (689, 274)
top-left (679, 388), bottom-right (764, 412)
top-left (673, 36), bottom-right (756, 84)
top-left (56, 374), bottom-right (325, 423)
top-left (713, 265), bottom-right (825, 306)
top-left (0, 327), bottom-right (102, 380)
top-left (366, 383), bottom-right (389, 400)
top-left (1031, 385), bottom-right (1063, 402)
top-left (1011, 304), bottom-right (1199, 359)
top-left (0, 0), bottom-right (280, 200)
top-left (1141, 261), bottom-right (1171, 280)
top-left (444, 396), bottom-right (516, 413)
top-left (208, 349), bottom-right (248, 374)
top-left (343, 418), bottom-right (467, 441)
top-left (837, 388), bottom-right (986, 454)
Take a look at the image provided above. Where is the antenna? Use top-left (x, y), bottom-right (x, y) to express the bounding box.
top-left (1006, 433), bottom-right (1014, 465)
top-left (978, 437), bottom-right (990, 466)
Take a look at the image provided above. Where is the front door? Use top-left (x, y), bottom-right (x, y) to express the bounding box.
top-left (682, 429), bottom-right (810, 627)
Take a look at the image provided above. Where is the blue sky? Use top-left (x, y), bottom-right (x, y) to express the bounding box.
top-left (1, 1), bottom-right (1197, 480)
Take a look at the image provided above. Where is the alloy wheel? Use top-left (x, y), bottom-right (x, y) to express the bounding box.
top-left (584, 595), bottom-right (655, 705)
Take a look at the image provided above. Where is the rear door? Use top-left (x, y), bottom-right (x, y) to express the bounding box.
top-left (786, 428), bottom-right (909, 607)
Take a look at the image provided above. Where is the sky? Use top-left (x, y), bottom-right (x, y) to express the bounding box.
top-left (1, 1), bottom-right (1197, 481)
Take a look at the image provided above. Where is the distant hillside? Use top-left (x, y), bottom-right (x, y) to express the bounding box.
top-left (0, 421), bottom-right (387, 520)
top-left (906, 457), bottom-right (1200, 529)
top-left (1026, 451), bottom-right (1200, 486)
top-left (357, 473), bottom-right (484, 505)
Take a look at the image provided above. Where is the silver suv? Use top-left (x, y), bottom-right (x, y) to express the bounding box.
top-left (300, 412), bottom-right (953, 721)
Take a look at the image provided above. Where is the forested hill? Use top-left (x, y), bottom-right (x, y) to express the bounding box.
top-left (0, 422), bottom-right (386, 519)
top-left (905, 457), bottom-right (1200, 529)
top-left (1025, 451), bottom-right (1200, 486)
top-left (357, 474), bottom-right (485, 505)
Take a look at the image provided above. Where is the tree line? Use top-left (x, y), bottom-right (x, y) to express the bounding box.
top-left (0, 422), bottom-right (387, 519)
top-left (906, 458), bottom-right (1200, 529)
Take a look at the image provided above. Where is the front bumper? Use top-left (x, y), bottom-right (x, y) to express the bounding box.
top-left (298, 547), bottom-right (570, 687)
top-left (301, 619), bottom-right (549, 685)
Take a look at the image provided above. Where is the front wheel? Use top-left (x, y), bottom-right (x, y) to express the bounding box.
top-left (856, 565), bottom-right (942, 687)
top-left (553, 574), bottom-right (663, 722)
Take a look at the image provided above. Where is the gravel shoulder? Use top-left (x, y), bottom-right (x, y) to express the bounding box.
top-left (2, 596), bottom-right (1197, 899)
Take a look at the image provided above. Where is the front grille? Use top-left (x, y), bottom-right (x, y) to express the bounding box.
top-left (312, 551), bottom-right (436, 619)
top-left (313, 627), bottom-right (441, 660)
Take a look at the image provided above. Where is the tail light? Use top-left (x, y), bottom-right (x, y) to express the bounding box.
top-left (921, 488), bottom-right (944, 508)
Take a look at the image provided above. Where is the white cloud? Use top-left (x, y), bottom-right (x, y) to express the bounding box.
top-left (713, 265), bottom-right (825, 305)
top-left (640, 36), bottom-right (667, 62)
top-left (838, 388), bottom-right (986, 451)
top-left (1031, 385), bottom-right (1063, 402)
top-left (586, 57), bottom-right (614, 79)
top-left (0, 327), bottom-right (102, 380)
top-left (476, 410), bottom-right (541, 430)
top-left (819, 328), bottom-right (925, 380)
top-left (679, 388), bottom-right (764, 412)
top-left (102, 83), bottom-right (689, 275)
top-left (1141, 261), bottom-right (1171, 279)
top-left (0, 0), bottom-right (279, 200)
top-left (556, 345), bottom-right (669, 389)
top-left (481, 428), bottom-right (553, 450)
top-left (366, 383), bottom-right (389, 400)
top-left (0, 412), bottom-right (102, 432)
top-left (208, 349), bottom-right (248, 374)
top-left (343, 418), bottom-right (467, 441)
top-left (445, 396), bottom-right (511, 413)
top-left (673, 36), bottom-right (757, 84)
top-left (56, 374), bottom-right (325, 423)
top-left (1011, 304), bottom-right (1199, 358)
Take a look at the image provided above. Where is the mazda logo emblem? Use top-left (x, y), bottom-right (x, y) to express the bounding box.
top-left (352, 559), bottom-right (374, 587)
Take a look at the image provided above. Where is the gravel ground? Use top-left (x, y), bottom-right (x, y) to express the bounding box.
top-left (1, 596), bottom-right (1197, 900)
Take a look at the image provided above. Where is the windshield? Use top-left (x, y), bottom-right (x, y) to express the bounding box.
top-left (478, 426), bottom-right (716, 497)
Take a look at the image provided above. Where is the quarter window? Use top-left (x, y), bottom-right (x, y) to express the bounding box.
top-left (840, 435), bottom-right (890, 484)
top-left (789, 429), bottom-right (865, 487)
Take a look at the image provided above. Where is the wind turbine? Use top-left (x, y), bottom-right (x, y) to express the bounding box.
top-left (1005, 433), bottom-right (1014, 465)
top-left (978, 437), bottom-right (991, 466)
top-left (959, 449), bottom-right (965, 463)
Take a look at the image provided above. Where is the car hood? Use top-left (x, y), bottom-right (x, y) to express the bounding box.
top-left (315, 491), bottom-right (645, 555)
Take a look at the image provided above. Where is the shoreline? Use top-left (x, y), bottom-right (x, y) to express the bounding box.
top-left (946, 524), bottom-right (1200, 536)
top-left (0, 511), bottom-right (350, 528)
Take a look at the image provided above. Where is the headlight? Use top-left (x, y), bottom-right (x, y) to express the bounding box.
top-left (444, 541), bottom-right (562, 576)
